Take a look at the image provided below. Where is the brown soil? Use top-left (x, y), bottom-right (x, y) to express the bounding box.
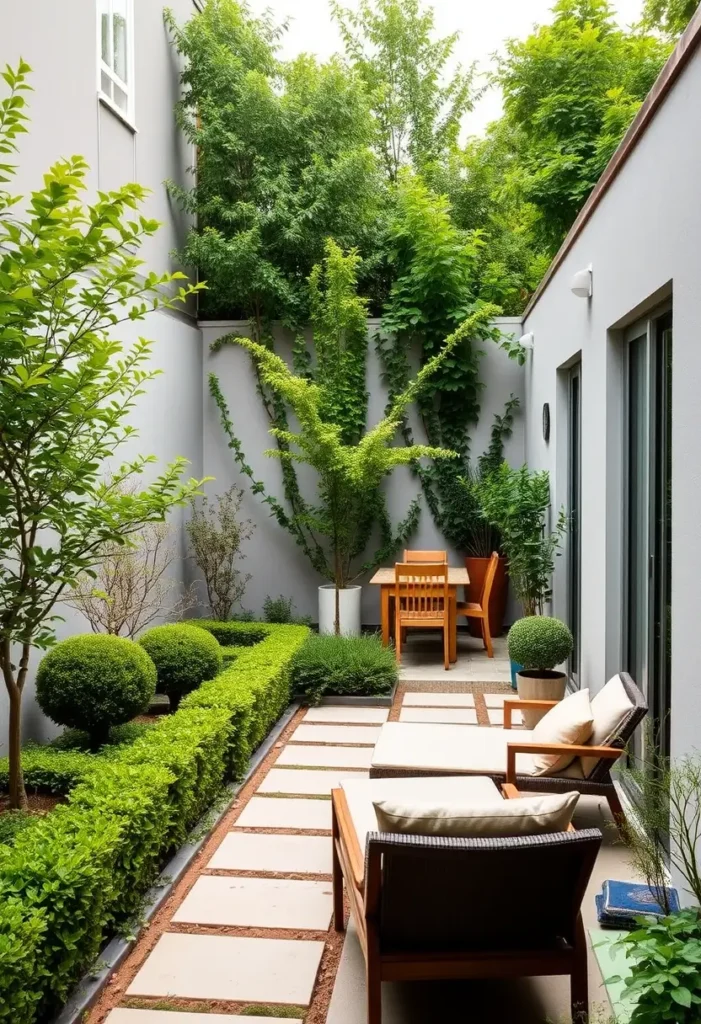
top-left (0, 792), bottom-right (64, 815)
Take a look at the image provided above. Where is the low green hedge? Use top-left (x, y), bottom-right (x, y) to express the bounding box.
top-left (0, 621), bottom-right (309, 1022)
top-left (191, 619), bottom-right (270, 647)
top-left (291, 632), bottom-right (397, 703)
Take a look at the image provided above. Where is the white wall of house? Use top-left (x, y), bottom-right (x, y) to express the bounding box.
top-left (0, 0), bottom-right (203, 751)
top-left (522, 41), bottom-right (701, 767)
top-left (201, 318), bottom-right (526, 625)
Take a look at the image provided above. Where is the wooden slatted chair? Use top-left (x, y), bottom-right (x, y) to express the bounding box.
top-left (456, 549), bottom-right (499, 657)
top-left (403, 549), bottom-right (447, 563)
top-left (394, 562), bottom-right (450, 671)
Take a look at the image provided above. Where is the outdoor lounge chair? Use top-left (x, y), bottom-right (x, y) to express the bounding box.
top-left (370, 673), bottom-right (647, 836)
top-left (332, 774), bottom-right (602, 1024)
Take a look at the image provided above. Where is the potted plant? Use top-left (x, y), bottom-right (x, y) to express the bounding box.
top-left (506, 616), bottom-right (573, 727)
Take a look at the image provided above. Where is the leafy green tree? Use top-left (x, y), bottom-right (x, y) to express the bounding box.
top-left (495, 0), bottom-right (671, 251)
top-left (211, 307), bottom-right (498, 633)
top-left (644, 0), bottom-right (698, 37)
top-left (0, 63), bottom-right (204, 807)
top-left (166, 0), bottom-right (385, 323)
top-left (331, 0), bottom-right (474, 181)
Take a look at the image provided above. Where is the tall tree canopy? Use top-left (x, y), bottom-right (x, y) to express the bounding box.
top-left (166, 0), bottom-right (385, 324)
top-left (644, 0), bottom-right (699, 37)
top-left (331, 0), bottom-right (474, 181)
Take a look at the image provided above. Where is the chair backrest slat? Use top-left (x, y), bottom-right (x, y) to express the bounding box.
top-left (395, 561), bottom-right (448, 616)
top-left (403, 549), bottom-right (447, 564)
top-left (479, 551), bottom-right (500, 607)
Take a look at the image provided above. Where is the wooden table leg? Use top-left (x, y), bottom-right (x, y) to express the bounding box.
top-left (449, 590), bottom-right (457, 663)
top-left (381, 585), bottom-right (390, 647)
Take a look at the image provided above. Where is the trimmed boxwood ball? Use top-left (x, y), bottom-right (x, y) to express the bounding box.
top-left (36, 634), bottom-right (157, 749)
top-left (507, 616), bottom-right (573, 670)
top-left (138, 623), bottom-right (223, 708)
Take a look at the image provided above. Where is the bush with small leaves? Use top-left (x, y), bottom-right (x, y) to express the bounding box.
top-left (138, 623), bottom-right (223, 708)
top-left (36, 635), bottom-right (157, 749)
top-left (507, 616), bottom-right (573, 671)
top-left (290, 633), bottom-right (397, 703)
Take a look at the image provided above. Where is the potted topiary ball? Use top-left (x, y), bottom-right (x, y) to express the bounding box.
top-left (506, 616), bottom-right (573, 728)
top-left (36, 634), bottom-right (157, 749)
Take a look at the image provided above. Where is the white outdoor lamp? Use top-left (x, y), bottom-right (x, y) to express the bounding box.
top-left (571, 265), bottom-right (593, 298)
top-left (518, 332), bottom-right (535, 350)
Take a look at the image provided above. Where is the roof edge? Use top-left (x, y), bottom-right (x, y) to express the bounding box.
top-left (523, 7), bottom-right (701, 321)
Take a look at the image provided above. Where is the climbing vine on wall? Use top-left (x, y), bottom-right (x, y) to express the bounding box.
top-left (376, 171), bottom-right (505, 550)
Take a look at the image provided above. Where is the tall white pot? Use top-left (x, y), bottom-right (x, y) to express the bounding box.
top-left (318, 584), bottom-right (362, 636)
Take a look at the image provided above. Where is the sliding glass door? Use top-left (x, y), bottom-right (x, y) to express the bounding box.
top-left (568, 363), bottom-right (582, 685)
top-left (625, 312), bottom-right (673, 764)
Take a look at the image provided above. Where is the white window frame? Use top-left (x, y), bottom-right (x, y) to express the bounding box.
top-left (97, 0), bottom-right (136, 128)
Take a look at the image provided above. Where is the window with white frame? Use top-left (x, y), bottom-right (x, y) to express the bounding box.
top-left (98, 0), bottom-right (134, 119)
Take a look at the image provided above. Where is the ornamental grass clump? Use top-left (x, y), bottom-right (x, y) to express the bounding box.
top-left (507, 616), bottom-right (573, 671)
top-left (138, 623), bottom-right (223, 708)
top-left (36, 635), bottom-right (157, 749)
top-left (291, 633), bottom-right (397, 703)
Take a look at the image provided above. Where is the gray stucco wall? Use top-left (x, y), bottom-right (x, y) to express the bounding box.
top-left (0, 0), bottom-right (203, 751)
top-left (522, 45), bottom-right (701, 768)
top-left (201, 318), bottom-right (525, 625)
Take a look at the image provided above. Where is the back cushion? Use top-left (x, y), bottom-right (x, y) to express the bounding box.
top-left (580, 674), bottom-right (635, 776)
top-left (531, 689), bottom-right (594, 775)
top-left (373, 791), bottom-right (579, 838)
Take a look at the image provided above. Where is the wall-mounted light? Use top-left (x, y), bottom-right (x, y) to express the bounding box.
top-left (518, 332), bottom-right (535, 350)
top-left (571, 265), bottom-right (593, 299)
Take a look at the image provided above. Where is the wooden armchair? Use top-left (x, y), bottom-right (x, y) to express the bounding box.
top-left (332, 785), bottom-right (602, 1024)
top-left (394, 562), bottom-right (450, 670)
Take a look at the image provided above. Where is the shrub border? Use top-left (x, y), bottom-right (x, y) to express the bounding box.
top-left (0, 622), bottom-right (310, 1024)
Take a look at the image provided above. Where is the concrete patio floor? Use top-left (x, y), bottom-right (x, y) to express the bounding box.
top-left (398, 632), bottom-right (512, 683)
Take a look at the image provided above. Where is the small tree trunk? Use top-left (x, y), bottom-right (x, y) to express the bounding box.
top-left (8, 682), bottom-right (27, 810)
top-left (334, 549), bottom-right (343, 637)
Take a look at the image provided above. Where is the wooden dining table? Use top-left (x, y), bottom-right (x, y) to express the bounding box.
top-left (369, 566), bottom-right (470, 664)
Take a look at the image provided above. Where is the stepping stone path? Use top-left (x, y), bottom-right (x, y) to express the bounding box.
top-left (101, 703), bottom-right (380, 1020)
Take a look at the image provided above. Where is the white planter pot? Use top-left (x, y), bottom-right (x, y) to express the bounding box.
top-left (516, 670), bottom-right (567, 729)
top-left (318, 584), bottom-right (362, 636)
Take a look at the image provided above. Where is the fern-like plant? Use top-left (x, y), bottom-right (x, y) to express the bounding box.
top-left (211, 305), bottom-right (499, 632)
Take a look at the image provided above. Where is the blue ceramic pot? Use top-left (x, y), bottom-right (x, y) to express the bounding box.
top-left (510, 660), bottom-right (523, 690)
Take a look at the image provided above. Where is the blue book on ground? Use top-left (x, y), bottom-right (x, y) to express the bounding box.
top-left (596, 880), bottom-right (680, 929)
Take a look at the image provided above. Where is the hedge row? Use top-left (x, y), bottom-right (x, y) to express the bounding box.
top-left (0, 622), bottom-right (309, 1023)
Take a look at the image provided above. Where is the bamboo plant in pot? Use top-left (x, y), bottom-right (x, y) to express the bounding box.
top-left (507, 616), bottom-right (574, 728)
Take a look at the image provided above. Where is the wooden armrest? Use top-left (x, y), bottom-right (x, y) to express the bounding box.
top-left (332, 788), bottom-right (364, 889)
top-left (505, 742), bottom-right (623, 784)
top-left (501, 782), bottom-right (521, 800)
top-left (503, 698), bottom-right (558, 728)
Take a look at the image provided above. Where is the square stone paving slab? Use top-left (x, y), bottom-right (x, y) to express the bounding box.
top-left (402, 692), bottom-right (475, 707)
top-left (127, 932), bottom-right (323, 1005)
top-left (108, 1012), bottom-right (300, 1024)
top-left (303, 706), bottom-right (388, 724)
top-left (173, 875), bottom-right (332, 930)
top-left (399, 707), bottom-right (477, 724)
top-left (277, 744), bottom-right (373, 769)
top-left (290, 723), bottom-right (381, 745)
top-left (259, 767), bottom-right (367, 796)
top-left (235, 796), bottom-right (332, 830)
top-left (208, 831), bottom-right (332, 874)
top-left (487, 707), bottom-right (524, 726)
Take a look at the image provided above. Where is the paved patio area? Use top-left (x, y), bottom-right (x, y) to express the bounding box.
top-left (96, 686), bottom-right (639, 1024)
top-left (398, 632), bottom-right (512, 683)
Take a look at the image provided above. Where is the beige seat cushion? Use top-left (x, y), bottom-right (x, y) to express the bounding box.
top-left (340, 775), bottom-right (501, 851)
top-left (531, 689), bottom-right (594, 775)
top-left (373, 790), bottom-right (580, 839)
top-left (580, 674), bottom-right (635, 777)
top-left (371, 722), bottom-right (540, 777)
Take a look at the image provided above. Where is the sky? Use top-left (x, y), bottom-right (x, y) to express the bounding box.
top-left (251, 0), bottom-right (646, 135)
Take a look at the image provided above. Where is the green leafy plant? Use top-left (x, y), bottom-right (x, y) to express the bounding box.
top-left (291, 632), bottom-right (397, 703)
top-left (192, 619), bottom-right (269, 647)
top-left (644, 0), bottom-right (699, 37)
top-left (0, 62), bottom-right (204, 808)
top-left (186, 485), bottom-right (255, 621)
top-left (331, 0), bottom-right (474, 181)
top-left (138, 624), bottom-right (223, 709)
top-left (507, 616), bottom-right (573, 671)
top-left (35, 635), bottom-right (157, 749)
top-left (0, 811), bottom-right (37, 848)
top-left (212, 307), bottom-right (498, 633)
top-left (166, 0), bottom-right (384, 322)
top-left (477, 463), bottom-right (567, 614)
top-left (263, 595), bottom-right (312, 626)
top-left (0, 891), bottom-right (46, 1024)
top-left (609, 909), bottom-right (701, 1023)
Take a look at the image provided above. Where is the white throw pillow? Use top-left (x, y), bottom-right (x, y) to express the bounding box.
top-left (580, 674), bottom-right (635, 777)
top-left (530, 688), bottom-right (594, 775)
top-left (373, 791), bottom-right (579, 838)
